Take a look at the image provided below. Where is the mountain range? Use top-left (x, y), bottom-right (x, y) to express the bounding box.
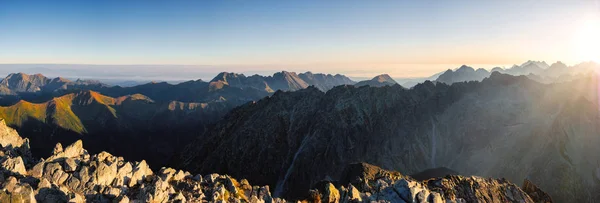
top-left (178, 72), bottom-right (600, 202)
top-left (1, 61), bottom-right (598, 202)
top-left (433, 61), bottom-right (599, 84)
top-left (0, 71), bottom-right (357, 168)
top-left (0, 118), bottom-right (551, 202)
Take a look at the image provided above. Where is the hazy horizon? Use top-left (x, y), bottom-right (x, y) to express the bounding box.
top-left (2, 0), bottom-right (599, 79)
top-left (0, 60), bottom-right (590, 83)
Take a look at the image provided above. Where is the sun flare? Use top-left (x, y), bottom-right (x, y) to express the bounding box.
top-left (574, 17), bottom-right (600, 63)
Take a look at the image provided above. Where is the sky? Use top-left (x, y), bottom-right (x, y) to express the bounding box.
top-left (1, 0), bottom-right (599, 78)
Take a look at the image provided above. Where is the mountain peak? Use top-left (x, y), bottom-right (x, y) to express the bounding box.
top-left (373, 74), bottom-right (395, 83)
top-left (354, 74), bottom-right (398, 87)
top-left (211, 72), bottom-right (245, 83)
top-left (1, 72), bottom-right (51, 93)
top-left (456, 65), bottom-right (475, 72)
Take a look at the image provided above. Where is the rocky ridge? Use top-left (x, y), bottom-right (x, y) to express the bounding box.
top-left (180, 72), bottom-right (593, 202)
top-left (0, 118), bottom-right (551, 202)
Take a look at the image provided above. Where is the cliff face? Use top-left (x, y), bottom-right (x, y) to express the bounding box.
top-left (181, 73), bottom-right (597, 202)
top-left (0, 120), bottom-right (550, 202)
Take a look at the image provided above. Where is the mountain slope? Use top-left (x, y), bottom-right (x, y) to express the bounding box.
top-left (0, 119), bottom-right (550, 202)
top-left (354, 74), bottom-right (398, 87)
top-left (0, 90), bottom-right (233, 167)
top-left (180, 72), bottom-right (599, 201)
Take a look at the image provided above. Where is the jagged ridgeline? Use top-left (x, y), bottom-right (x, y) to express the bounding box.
top-left (0, 72), bottom-right (356, 169)
top-left (180, 72), bottom-right (600, 202)
top-left (2, 70), bottom-right (598, 202)
top-left (1, 119), bottom-right (550, 202)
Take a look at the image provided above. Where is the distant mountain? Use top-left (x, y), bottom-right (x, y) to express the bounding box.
top-left (210, 71), bottom-right (354, 92)
top-left (545, 61), bottom-right (569, 77)
top-left (0, 73), bottom-right (108, 95)
top-left (0, 73), bottom-right (109, 105)
top-left (0, 71), bottom-right (356, 166)
top-left (93, 79), bottom-right (269, 105)
top-left (0, 90), bottom-right (232, 167)
top-left (436, 65), bottom-right (490, 84)
top-left (428, 61), bottom-right (599, 85)
top-left (501, 60), bottom-right (549, 76)
top-left (395, 70), bottom-right (446, 88)
top-left (179, 72), bottom-right (600, 201)
top-left (298, 72), bottom-right (356, 91)
top-left (354, 74), bottom-right (398, 87)
top-left (0, 71), bottom-right (355, 106)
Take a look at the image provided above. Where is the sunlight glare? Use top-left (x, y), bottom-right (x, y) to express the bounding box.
top-left (574, 17), bottom-right (600, 63)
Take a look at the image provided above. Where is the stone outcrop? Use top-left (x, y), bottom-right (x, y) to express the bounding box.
top-left (306, 163), bottom-right (550, 203)
top-left (0, 120), bottom-right (282, 202)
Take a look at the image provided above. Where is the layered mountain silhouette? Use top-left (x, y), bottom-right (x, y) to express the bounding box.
top-left (436, 65), bottom-right (490, 84)
top-left (434, 61), bottom-right (599, 84)
top-left (0, 71), bottom-right (355, 105)
top-left (209, 71), bottom-right (355, 92)
top-left (0, 71), bottom-right (356, 167)
top-left (179, 72), bottom-right (600, 201)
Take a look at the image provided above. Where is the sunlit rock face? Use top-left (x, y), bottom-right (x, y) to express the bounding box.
top-left (181, 72), bottom-right (600, 202)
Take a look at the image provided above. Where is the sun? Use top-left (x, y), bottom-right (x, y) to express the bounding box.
top-left (574, 17), bottom-right (600, 63)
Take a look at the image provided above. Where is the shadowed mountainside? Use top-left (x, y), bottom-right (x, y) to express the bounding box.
top-left (0, 90), bottom-right (233, 168)
top-left (0, 120), bottom-right (551, 202)
top-left (180, 72), bottom-right (599, 202)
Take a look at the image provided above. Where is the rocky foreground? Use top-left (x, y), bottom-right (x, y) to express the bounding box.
top-left (0, 119), bottom-right (551, 202)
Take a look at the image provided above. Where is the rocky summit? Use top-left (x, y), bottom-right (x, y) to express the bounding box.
top-left (0, 116), bottom-right (550, 202)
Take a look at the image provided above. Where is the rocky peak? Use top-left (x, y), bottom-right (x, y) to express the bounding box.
top-left (436, 65), bottom-right (490, 84)
top-left (210, 72), bottom-right (245, 84)
top-left (0, 73), bottom-right (50, 93)
top-left (298, 72), bottom-right (356, 91)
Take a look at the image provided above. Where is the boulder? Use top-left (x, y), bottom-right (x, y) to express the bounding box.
top-left (0, 119), bottom-right (25, 148)
top-left (1, 156), bottom-right (27, 175)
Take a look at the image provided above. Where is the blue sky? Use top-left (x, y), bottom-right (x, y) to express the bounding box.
top-left (0, 0), bottom-right (599, 78)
